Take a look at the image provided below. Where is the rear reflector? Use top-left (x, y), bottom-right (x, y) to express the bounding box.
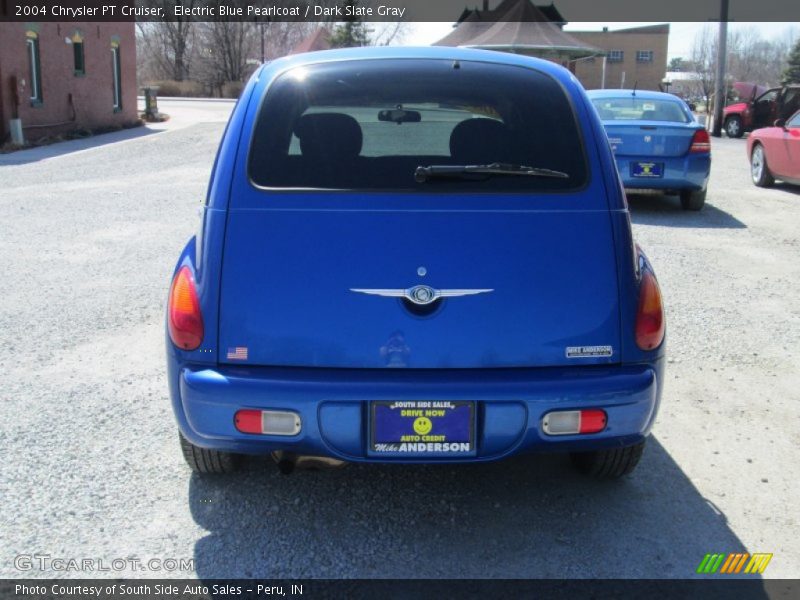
top-left (690, 128), bottom-right (711, 153)
top-left (542, 409), bottom-right (607, 435)
top-left (234, 410), bottom-right (302, 436)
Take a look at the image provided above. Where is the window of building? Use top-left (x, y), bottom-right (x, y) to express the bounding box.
top-left (636, 50), bottom-right (654, 63)
top-left (607, 50), bottom-right (624, 63)
top-left (111, 44), bottom-right (122, 110)
top-left (26, 34), bottom-right (43, 104)
top-left (72, 34), bottom-right (85, 75)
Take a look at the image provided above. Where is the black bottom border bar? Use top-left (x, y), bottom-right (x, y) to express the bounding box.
top-left (1, 579), bottom-right (798, 600)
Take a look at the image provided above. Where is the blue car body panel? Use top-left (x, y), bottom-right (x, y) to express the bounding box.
top-left (166, 47), bottom-right (666, 463)
top-left (587, 89), bottom-right (711, 192)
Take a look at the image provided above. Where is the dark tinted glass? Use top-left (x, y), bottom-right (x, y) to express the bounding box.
top-left (249, 59), bottom-right (587, 192)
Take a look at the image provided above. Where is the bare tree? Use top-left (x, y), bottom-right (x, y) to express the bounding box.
top-left (193, 22), bottom-right (256, 95)
top-left (371, 22), bottom-right (408, 46)
top-left (136, 2), bottom-right (197, 81)
top-left (689, 26), bottom-right (717, 104)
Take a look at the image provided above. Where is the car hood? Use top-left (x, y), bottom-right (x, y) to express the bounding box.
top-left (724, 102), bottom-right (748, 115)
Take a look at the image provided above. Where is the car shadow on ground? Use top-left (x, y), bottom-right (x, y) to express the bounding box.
top-left (628, 194), bottom-right (746, 229)
top-left (772, 182), bottom-right (800, 196)
top-left (187, 437), bottom-right (765, 584)
top-left (0, 125), bottom-right (162, 166)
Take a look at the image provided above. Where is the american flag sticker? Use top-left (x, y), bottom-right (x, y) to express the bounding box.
top-left (226, 346), bottom-right (248, 360)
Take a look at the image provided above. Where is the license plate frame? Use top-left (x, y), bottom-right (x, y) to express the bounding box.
top-left (631, 161), bottom-right (664, 178)
top-left (369, 401), bottom-right (475, 456)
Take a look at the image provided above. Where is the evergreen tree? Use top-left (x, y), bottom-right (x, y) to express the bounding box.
top-left (329, 0), bottom-right (372, 48)
top-left (782, 38), bottom-right (800, 84)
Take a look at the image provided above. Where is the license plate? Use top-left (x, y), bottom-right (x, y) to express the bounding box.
top-left (631, 161), bottom-right (664, 177)
top-left (370, 401), bottom-right (474, 454)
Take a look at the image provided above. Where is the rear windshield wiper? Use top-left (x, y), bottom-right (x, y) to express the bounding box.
top-left (414, 162), bottom-right (570, 183)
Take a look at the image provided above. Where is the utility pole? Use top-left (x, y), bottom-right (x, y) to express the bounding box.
top-left (711, 0), bottom-right (729, 136)
top-left (260, 22), bottom-right (266, 63)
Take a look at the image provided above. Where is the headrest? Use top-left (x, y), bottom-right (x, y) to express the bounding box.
top-left (293, 113), bottom-right (363, 159)
top-left (449, 118), bottom-right (509, 164)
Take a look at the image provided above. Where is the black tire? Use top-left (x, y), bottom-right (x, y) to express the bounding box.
top-left (750, 143), bottom-right (775, 188)
top-left (570, 440), bottom-right (646, 479)
top-left (725, 115), bottom-right (744, 138)
top-left (680, 189), bottom-right (706, 211)
top-left (179, 432), bottom-right (242, 474)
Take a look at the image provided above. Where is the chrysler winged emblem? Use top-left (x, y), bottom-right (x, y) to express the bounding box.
top-left (350, 285), bottom-right (493, 306)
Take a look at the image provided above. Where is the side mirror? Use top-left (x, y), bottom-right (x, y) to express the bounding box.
top-left (774, 118), bottom-right (786, 129)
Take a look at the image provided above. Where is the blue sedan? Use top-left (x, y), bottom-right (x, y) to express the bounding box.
top-left (587, 89), bottom-right (711, 211)
top-left (167, 47), bottom-right (666, 479)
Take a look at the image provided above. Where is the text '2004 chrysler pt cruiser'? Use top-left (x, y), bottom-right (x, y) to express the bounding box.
top-left (166, 47), bottom-right (666, 479)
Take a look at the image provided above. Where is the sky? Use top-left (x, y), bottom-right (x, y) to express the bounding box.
top-left (403, 22), bottom-right (799, 60)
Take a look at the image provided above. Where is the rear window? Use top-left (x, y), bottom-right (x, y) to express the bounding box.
top-left (591, 97), bottom-right (690, 123)
top-left (248, 59), bottom-right (587, 192)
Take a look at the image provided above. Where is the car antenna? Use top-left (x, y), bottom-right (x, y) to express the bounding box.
top-left (632, 81), bottom-right (638, 96)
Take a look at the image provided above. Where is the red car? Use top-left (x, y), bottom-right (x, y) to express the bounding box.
top-left (748, 110), bottom-right (800, 187)
top-left (724, 83), bottom-right (800, 138)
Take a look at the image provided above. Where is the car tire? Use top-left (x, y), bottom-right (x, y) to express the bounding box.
top-left (680, 189), bottom-right (706, 211)
top-left (570, 440), bottom-right (646, 479)
top-left (179, 432), bottom-right (242, 474)
top-left (725, 116), bottom-right (744, 138)
top-left (750, 143), bottom-right (775, 188)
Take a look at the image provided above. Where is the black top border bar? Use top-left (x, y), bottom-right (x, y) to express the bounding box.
top-left (1, 0), bottom-right (800, 22)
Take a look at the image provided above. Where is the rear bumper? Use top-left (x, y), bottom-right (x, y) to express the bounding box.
top-left (616, 153), bottom-right (710, 191)
top-left (168, 360), bottom-right (664, 463)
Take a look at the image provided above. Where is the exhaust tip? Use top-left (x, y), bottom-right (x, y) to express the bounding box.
top-left (272, 451), bottom-right (296, 475)
top-left (271, 451), bottom-right (347, 474)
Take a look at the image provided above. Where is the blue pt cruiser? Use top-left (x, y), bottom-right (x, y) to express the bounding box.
top-left (166, 47), bottom-right (666, 479)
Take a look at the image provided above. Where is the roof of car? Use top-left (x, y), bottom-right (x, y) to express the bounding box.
top-left (586, 89), bottom-right (685, 102)
top-left (258, 45), bottom-right (578, 86)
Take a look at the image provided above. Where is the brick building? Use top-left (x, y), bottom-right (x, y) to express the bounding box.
top-left (569, 24), bottom-right (670, 91)
top-left (0, 22), bottom-right (137, 144)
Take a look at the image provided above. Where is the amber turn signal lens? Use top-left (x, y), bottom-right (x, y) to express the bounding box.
top-left (635, 270), bottom-right (665, 351)
top-left (168, 266), bottom-right (204, 350)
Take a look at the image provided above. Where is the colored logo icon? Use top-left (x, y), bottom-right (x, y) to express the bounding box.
top-left (697, 553), bottom-right (773, 574)
top-left (413, 417), bottom-right (433, 435)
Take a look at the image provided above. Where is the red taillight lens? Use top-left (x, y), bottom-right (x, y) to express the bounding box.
top-left (635, 270), bottom-right (665, 351)
top-left (578, 410), bottom-right (607, 434)
top-left (690, 128), bottom-right (711, 153)
top-left (168, 266), bottom-right (204, 350)
top-left (234, 410), bottom-right (263, 434)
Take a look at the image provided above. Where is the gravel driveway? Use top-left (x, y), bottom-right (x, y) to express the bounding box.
top-left (0, 104), bottom-right (798, 579)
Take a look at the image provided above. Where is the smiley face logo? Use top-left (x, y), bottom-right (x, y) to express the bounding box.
top-left (413, 416), bottom-right (432, 435)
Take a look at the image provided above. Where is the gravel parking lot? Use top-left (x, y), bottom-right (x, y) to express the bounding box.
top-left (0, 99), bottom-right (798, 580)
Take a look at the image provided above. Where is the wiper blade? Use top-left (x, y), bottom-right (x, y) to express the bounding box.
top-left (414, 162), bottom-right (570, 183)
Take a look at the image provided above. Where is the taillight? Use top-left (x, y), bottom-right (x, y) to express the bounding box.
top-left (635, 270), bottom-right (665, 351)
top-left (542, 409), bottom-right (608, 435)
top-left (168, 266), bottom-right (203, 350)
top-left (690, 129), bottom-right (711, 153)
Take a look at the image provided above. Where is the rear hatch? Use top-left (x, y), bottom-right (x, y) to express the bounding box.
top-left (217, 57), bottom-right (622, 369)
top-left (218, 205), bottom-right (621, 368)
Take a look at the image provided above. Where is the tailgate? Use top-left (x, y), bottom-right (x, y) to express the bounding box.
top-left (217, 206), bottom-right (622, 369)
